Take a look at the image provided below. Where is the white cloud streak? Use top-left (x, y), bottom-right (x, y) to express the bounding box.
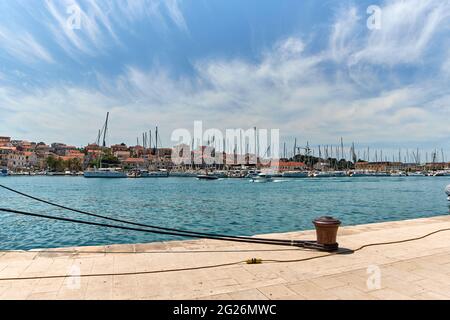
top-left (0, 0), bottom-right (449, 149)
top-left (0, 27), bottom-right (54, 64)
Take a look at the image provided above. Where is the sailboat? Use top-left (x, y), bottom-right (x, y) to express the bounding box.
top-left (84, 112), bottom-right (127, 179)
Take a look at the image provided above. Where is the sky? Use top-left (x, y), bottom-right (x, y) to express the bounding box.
top-left (0, 0), bottom-right (449, 159)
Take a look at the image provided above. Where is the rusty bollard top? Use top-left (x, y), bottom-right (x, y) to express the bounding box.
top-left (313, 216), bottom-right (341, 227)
top-left (312, 216), bottom-right (341, 251)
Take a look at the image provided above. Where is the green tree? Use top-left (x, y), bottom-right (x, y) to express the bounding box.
top-left (46, 156), bottom-right (65, 172)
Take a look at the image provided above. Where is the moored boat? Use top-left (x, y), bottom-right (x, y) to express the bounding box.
top-left (434, 170), bottom-right (450, 177)
top-left (140, 169), bottom-right (169, 178)
top-left (197, 174), bottom-right (219, 180)
top-left (390, 171), bottom-right (406, 177)
top-left (1, 168), bottom-right (9, 176)
top-left (84, 167), bottom-right (127, 178)
top-left (312, 171), bottom-right (343, 178)
top-left (169, 171), bottom-right (198, 177)
top-left (282, 171), bottom-right (309, 178)
top-left (407, 172), bottom-right (425, 176)
top-left (350, 170), bottom-right (375, 177)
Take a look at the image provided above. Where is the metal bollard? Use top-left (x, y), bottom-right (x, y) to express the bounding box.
top-left (313, 216), bottom-right (341, 252)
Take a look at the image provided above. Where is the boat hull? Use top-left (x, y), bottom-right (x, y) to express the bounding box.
top-left (282, 171), bottom-right (308, 178)
top-left (84, 171), bottom-right (127, 178)
top-left (141, 172), bottom-right (169, 178)
top-left (197, 175), bottom-right (219, 180)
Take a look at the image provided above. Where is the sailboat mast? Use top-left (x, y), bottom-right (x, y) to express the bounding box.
top-left (155, 126), bottom-right (159, 158)
top-left (102, 112), bottom-right (109, 147)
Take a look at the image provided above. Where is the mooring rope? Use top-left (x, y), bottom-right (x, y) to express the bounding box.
top-left (0, 184), bottom-right (318, 248)
top-left (0, 208), bottom-right (312, 248)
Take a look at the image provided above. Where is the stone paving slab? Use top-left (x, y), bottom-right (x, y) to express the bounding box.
top-left (1, 215), bottom-right (450, 300)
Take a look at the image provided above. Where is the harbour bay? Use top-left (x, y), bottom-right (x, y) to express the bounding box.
top-left (1, 176), bottom-right (449, 250)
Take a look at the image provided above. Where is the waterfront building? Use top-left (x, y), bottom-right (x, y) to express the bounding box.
top-left (59, 149), bottom-right (85, 162)
top-left (111, 143), bottom-right (129, 153)
top-left (50, 143), bottom-right (79, 156)
top-left (0, 136), bottom-right (11, 147)
top-left (129, 145), bottom-right (144, 157)
top-left (355, 161), bottom-right (403, 172)
top-left (275, 161), bottom-right (307, 172)
top-left (11, 140), bottom-right (33, 151)
top-left (0, 146), bottom-right (16, 168)
top-left (424, 162), bottom-right (450, 171)
top-left (114, 150), bottom-right (131, 161)
top-left (122, 157), bottom-right (146, 168)
top-left (7, 151), bottom-right (38, 170)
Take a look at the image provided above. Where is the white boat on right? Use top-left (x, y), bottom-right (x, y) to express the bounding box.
top-left (434, 170), bottom-right (450, 177)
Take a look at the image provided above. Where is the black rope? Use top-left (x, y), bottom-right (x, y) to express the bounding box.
top-left (0, 208), bottom-right (307, 248)
top-left (0, 184), bottom-right (315, 247)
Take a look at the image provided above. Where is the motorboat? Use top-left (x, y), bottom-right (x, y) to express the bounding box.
top-left (250, 173), bottom-right (274, 183)
top-left (244, 170), bottom-right (261, 179)
top-left (84, 167), bottom-right (127, 178)
top-left (407, 172), bottom-right (425, 176)
top-left (1, 168), bottom-right (8, 177)
top-left (312, 171), bottom-right (338, 178)
top-left (434, 171), bottom-right (450, 177)
top-left (445, 184), bottom-right (450, 201)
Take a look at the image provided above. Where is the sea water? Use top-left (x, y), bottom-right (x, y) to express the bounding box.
top-left (0, 176), bottom-right (449, 250)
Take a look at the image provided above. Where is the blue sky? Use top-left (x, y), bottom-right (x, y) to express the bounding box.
top-left (0, 0), bottom-right (449, 158)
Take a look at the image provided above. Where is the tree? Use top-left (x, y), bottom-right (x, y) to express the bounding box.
top-left (46, 156), bottom-right (65, 172)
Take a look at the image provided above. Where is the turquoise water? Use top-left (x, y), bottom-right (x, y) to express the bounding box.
top-left (0, 176), bottom-right (449, 250)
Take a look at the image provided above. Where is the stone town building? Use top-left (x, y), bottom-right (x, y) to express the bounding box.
top-left (7, 151), bottom-right (38, 169)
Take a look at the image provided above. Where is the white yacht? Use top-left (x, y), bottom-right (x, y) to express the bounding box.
top-left (250, 173), bottom-right (274, 183)
top-left (434, 170), bottom-right (450, 177)
top-left (84, 167), bottom-right (127, 178)
top-left (407, 172), bottom-right (425, 176)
